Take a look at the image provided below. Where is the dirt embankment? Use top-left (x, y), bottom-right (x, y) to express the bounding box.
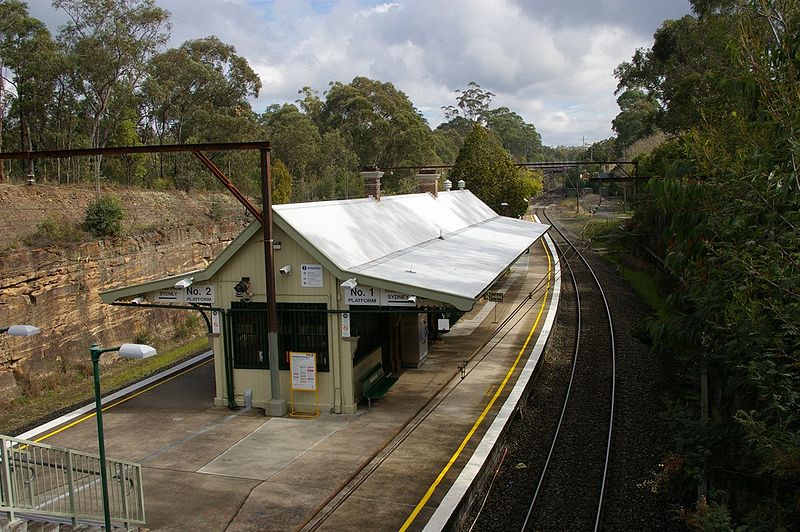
top-left (0, 182), bottom-right (254, 400)
top-left (0, 182), bottom-right (253, 248)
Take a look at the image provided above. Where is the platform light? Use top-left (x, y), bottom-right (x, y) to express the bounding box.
top-left (174, 277), bottom-right (193, 289)
top-left (88, 341), bottom-right (158, 530)
top-left (340, 278), bottom-right (357, 290)
top-left (130, 296), bottom-right (146, 305)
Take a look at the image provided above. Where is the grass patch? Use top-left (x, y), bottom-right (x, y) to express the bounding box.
top-left (575, 214), bottom-right (670, 317)
top-left (1, 336), bottom-right (209, 436)
top-left (23, 214), bottom-right (85, 247)
top-left (606, 255), bottom-right (669, 317)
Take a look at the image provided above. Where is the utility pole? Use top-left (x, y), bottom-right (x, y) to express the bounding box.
top-left (261, 147), bottom-right (287, 417)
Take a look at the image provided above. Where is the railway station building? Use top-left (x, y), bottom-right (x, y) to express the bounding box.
top-left (101, 171), bottom-right (549, 414)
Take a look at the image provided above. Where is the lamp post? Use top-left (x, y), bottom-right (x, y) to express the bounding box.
top-left (89, 342), bottom-right (157, 530)
top-left (0, 324), bottom-right (41, 336)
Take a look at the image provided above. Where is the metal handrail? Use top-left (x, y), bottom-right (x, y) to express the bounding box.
top-left (1, 434), bottom-right (145, 527)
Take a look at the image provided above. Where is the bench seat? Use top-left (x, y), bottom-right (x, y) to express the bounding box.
top-left (359, 363), bottom-right (398, 408)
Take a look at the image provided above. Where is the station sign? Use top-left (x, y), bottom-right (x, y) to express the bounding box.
top-left (343, 284), bottom-right (416, 307)
top-left (153, 283), bottom-right (216, 304)
top-left (345, 285), bottom-right (380, 305)
top-left (486, 291), bottom-right (504, 303)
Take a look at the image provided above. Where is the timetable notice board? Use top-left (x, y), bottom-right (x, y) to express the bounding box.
top-left (290, 352), bottom-right (317, 391)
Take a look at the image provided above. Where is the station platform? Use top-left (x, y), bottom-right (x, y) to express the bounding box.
top-left (30, 232), bottom-right (560, 531)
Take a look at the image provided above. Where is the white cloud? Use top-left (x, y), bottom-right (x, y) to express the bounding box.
top-left (26, 0), bottom-right (692, 146)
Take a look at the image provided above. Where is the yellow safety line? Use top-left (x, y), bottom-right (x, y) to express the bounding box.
top-left (400, 239), bottom-right (553, 531)
top-left (33, 359), bottom-right (214, 443)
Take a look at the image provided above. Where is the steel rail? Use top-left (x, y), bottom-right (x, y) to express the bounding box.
top-left (305, 290), bottom-right (538, 530)
top-left (534, 206), bottom-right (616, 532)
top-left (301, 252), bottom-right (550, 531)
top-left (521, 231), bottom-right (581, 530)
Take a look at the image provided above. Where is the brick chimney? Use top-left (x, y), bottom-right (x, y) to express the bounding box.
top-left (416, 169), bottom-right (440, 198)
top-left (360, 166), bottom-right (383, 201)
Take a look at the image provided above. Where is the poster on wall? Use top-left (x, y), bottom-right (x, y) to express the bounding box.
top-left (300, 264), bottom-right (324, 288)
top-left (290, 352), bottom-right (317, 391)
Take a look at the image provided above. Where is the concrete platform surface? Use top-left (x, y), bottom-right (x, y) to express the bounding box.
top-left (31, 239), bottom-right (556, 531)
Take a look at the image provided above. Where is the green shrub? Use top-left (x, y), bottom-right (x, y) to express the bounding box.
top-left (173, 314), bottom-right (202, 340)
top-left (24, 215), bottom-right (84, 247)
top-left (208, 197), bottom-right (224, 221)
top-left (151, 177), bottom-right (171, 190)
top-left (133, 329), bottom-right (153, 346)
top-left (84, 196), bottom-right (125, 237)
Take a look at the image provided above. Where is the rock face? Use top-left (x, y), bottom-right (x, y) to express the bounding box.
top-left (0, 183), bottom-right (251, 399)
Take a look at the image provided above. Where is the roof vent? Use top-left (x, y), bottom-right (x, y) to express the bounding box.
top-left (443, 179), bottom-right (452, 192)
top-left (457, 179), bottom-right (466, 190)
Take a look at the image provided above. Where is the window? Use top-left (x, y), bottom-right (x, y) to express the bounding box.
top-left (278, 303), bottom-right (329, 372)
top-left (231, 302), bottom-right (268, 369)
top-left (352, 310), bottom-right (390, 365)
top-left (230, 302), bottom-right (329, 372)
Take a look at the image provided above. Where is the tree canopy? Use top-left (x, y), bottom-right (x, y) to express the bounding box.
top-left (450, 123), bottom-right (542, 217)
top-left (616, 0), bottom-right (800, 526)
top-left (1, 6), bottom-right (549, 208)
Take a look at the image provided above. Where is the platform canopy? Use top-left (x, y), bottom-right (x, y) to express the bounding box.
top-left (101, 190), bottom-right (549, 311)
top-left (273, 190), bottom-right (548, 310)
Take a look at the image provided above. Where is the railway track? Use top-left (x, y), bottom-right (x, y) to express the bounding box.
top-left (300, 249), bottom-right (556, 531)
top-left (520, 205), bottom-right (616, 530)
top-left (467, 203), bottom-right (617, 531)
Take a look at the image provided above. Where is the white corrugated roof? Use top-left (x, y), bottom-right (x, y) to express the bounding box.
top-left (274, 190), bottom-right (549, 310)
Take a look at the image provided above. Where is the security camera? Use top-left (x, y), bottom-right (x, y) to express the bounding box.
top-left (234, 277), bottom-right (251, 297)
top-left (279, 265), bottom-right (292, 275)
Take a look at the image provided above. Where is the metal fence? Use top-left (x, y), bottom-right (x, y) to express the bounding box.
top-left (0, 434), bottom-right (145, 527)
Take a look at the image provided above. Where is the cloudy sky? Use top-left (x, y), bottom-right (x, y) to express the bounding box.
top-left (28, 0), bottom-right (692, 147)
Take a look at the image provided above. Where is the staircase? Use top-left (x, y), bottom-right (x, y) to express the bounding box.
top-left (1, 435), bottom-right (146, 531)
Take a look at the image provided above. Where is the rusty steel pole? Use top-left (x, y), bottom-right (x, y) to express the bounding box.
top-left (260, 147), bottom-right (286, 416)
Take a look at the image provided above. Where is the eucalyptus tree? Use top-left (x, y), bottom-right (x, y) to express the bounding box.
top-left (441, 81), bottom-right (495, 123)
top-left (261, 102), bottom-right (363, 202)
top-left (0, 0), bottom-right (58, 181)
top-left (295, 86), bottom-right (323, 127)
top-left (140, 35), bottom-right (261, 187)
top-left (313, 129), bottom-right (360, 200)
top-left (611, 89), bottom-right (659, 151)
top-left (483, 107), bottom-right (543, 162)
top-left (319, 77), bottom-right (437, 192)
top-left (54, 0), bottom-right (170, 194)
top-left (614, 9), bottom-right (737, 135)
top-left (260, 103), bottom-right (321, 201)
